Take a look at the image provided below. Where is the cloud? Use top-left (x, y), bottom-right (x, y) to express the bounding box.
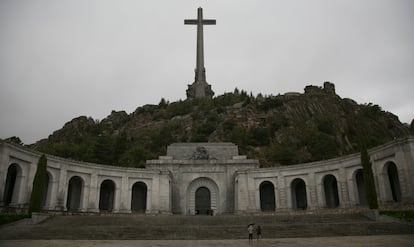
top-left (1, 0), bottom-right (413, 144)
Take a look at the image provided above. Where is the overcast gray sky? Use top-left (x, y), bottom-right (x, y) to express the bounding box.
top-left (1, 0), bottom-right (413, 144)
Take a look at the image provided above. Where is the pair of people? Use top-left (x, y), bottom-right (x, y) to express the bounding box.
top-left (248, 224), bottom-right (262, 241)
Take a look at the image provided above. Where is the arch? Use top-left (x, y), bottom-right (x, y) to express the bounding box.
top-left (66, 176), bottom-right (83, 212)
top-left (291, 178), bottom-right (307, 210)
top-left (385, 162), bottom-right (401, 202)
top-left (323, 174), bottom-right (339, 208)
top-left (3, 163), bottom-right (23, 206)
top-left (187, 177), bottom-right (219, 215)
top-left (195, 187), bottom-right (211, 215)
top-left (259, 181), bottom-right (276, 211)
top-left (131, 182), bottom-right (147, 213)
top-left (355, 169), bottom-right (367, 206)
top-left (99, 179), bottom-right (115, 212)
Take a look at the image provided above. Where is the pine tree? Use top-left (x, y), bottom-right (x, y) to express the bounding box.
top-left (29, 154), bottom-right (48, 215)
top-left (360, 146), bottom-right (379, 209)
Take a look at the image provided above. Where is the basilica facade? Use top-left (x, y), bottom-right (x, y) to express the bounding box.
top-left (0, 137), bottom-right (413, 215)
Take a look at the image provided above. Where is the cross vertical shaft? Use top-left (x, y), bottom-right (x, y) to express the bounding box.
top-left (196, 7), bottom-right (205, 81)
top-left (185, 7), bottom-right (216, 99)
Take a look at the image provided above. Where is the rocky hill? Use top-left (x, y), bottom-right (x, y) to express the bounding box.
top-left (30, 82), bottom-right (413, 167)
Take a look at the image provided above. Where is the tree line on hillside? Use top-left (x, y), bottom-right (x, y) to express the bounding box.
top-left (29, 88), bottom-right (412, 168)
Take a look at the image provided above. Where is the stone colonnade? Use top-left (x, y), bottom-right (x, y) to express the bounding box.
top-left (0, 144), bottom-right (171, 214)
top-left (0, 137), bottom-right (413, 214)
top-left (235, 137), bottom-right (414, 212)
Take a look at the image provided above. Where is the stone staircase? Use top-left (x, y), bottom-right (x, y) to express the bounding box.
top-left (1, 212), bottom-right (413, 240)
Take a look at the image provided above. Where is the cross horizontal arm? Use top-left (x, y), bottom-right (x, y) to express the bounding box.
top-left (184, 19), bottom-right (216, 25)
top-left (184, 19), bottom-right (197, 25)
top-left (203, 20), bottom-right (216, 25)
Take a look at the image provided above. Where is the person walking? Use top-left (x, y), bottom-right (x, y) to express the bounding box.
top-left (256, 225), bottom-right (262, 241)
top-left (247, 224), bottom-right (254, 242)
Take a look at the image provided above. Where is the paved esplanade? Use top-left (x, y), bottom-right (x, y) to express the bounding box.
top-left (1, 235), bottom-right (414, 247)
top-left (185, 7), bottom-right (215, 99)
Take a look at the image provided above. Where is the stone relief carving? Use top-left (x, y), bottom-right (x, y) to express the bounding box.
top-left (191, 146), bottom-right (210, 160)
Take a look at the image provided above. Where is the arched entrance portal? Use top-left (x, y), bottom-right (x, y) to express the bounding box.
top-left (355, 169), bottom-right (367, 206)
top-left (386, 162), bottom-right (401, 202)
top-left (195, 187), bottom-right (211, 215)
top-left (131, 182), bottom-right (147, 213)
top-left (187, 177), bottom-right (219, 215)
top-left (260, 181), bottom-right (275, 211)
top-left (291, 178), bottom-right (307, 209)
top-left (99, 180), bottom-right (115, 212)
top-left (324, 175), bottom-right (339, 208)
top-left (3, 164), bottom-right (21, 206)
top-left (67, 176), bottom-right (83, 212)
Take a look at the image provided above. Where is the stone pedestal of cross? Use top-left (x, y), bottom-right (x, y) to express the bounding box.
top-left (185, 7), bottom-right (215, 99)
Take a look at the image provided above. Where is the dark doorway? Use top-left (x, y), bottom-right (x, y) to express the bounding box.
top-left (67, 176), bottom-right (83, 212)
top-left (3, 164), bottom-right (19, 206)
top-left (260, 181), bottom-right (276, 211)
top-left (355, 169), bottom-right (367, 206)
top-left (195, 187), bottom-right (211, 215)
top-left (131, 182), bottom-right (147, 213)
top-left (99, 180), bottom-right (115, 211)
top-left (387, 162), bottom-right (401, 202)
top-left (324, 175), bottom-right (340, 208)
top-left (291, 178), bottom-right (307, 209)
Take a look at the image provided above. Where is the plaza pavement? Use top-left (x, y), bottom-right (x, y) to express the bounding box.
top-left (1, 235), bottom-right (414, 247)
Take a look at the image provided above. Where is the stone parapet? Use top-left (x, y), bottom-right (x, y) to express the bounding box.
top-left (166, 143), bottom-right (239, 160)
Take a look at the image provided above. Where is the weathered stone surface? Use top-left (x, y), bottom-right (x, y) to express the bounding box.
top-left (185, 7), bottom-right (215, 99)
top-left (166, 143), bottom-right (239, 160)
top-left (1, 137), bottom-right (414, 215)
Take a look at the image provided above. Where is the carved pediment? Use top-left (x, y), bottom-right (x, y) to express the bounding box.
top-left (191, 146), bottom-right (210, 160)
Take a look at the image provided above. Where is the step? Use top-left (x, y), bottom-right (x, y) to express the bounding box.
top-left (1, 213), bottom-right (413, 240)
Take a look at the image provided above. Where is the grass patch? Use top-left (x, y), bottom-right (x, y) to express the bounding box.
top-left (0, 214), bottom-right (30, 225)
top-left (380, 210), bottom-right (414, 222)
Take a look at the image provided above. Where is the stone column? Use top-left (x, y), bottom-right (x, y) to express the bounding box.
top-left (396, 150), bottom-right (412, 201)
top-left (371, 159), bottom-right (390, 203)
top-left (338, 167), bottom-right (350, 207)
top-left (234, 172), bottom-right (249, 213)
top-left (14, 161), bottom-right (31, 208)
top-left (316, 175), bottom-right (325, 208)
top-left (347, 172), bottom-right (357, 207)
top-left (112, 179), bottom-right (121, 213)
top-left (0, 147), bottom-right (8, 205)
top-left (47, 172), bottom-right (59, 210)
top-left (56, 166), bottom-right (67, 211)
top-left (159, 171), bottom-right (172, 214)
top-left (307, 172), bottom-right (319, 209)
top-left (148, 177), bottom-right (159, 214)
top-left (80, 175), bottom-right (90, 212)
top-left (87, 173), bottom-right (99, 212)
top-left (247, 175), bottom-right (258, 212)
top-left (12, 167), bottom-right (26, 206)
top-left (145, 177), bottom-right (155, 214)
top-left (277, 175), bottom-right (288, 211)
top-left (119, 175), bottom-right (131, 213)
top-left (286, 183), bottom-right (293, 210)
top-left (401, 143), bottom-right (414, 200)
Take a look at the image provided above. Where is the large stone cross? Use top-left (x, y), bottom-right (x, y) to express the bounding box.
top-left (185, 7), bottom-right (215, 99)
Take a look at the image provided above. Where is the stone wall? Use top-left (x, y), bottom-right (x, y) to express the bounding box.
top-left (235, 137), bottom-right (414, 213)
top-left (166, 143), bottom-right (239, 160)
top-left (0, 142), bottom-right (171, 214)
top-left (0, 137), bottom-right (413, 215)
top-left (146, 160), bottom-right (259, 214)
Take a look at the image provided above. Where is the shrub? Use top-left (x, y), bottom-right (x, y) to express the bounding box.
top-left (29, 155), bottom-right (48, 215)
top-left (0, 214), bottom-right (29, 225)
top-left (360, 145), bottom-right (378, 209)
top-left (380, 210), bottom-right (414, 222)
